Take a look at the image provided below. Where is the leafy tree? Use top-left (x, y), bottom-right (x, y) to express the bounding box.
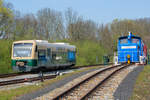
top-left (0, 0), bottom-right (13, 39)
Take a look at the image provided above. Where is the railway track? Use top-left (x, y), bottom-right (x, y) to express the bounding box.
top-left (0, 75), bottom-right (57, 86)
top-left (0, 63), bottom-right (112, 78)
top-left (48, 64), bottom-right (130, 100)
top-left (0, 72), bottom-right (33, 78)
top-left (0, 63), bottom-right (112, 86)
top-left (75, 63), bottom-right (113, 68)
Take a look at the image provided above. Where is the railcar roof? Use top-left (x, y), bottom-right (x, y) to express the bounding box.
top-left (37, 42), bottom-right (76, 49)
top-left (13, 40), bottom-right (76, 49)
top-left (13, 40), bottom-right (36, 43)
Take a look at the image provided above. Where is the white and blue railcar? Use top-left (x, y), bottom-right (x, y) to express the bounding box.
top-left (117, 32), bottom-right (147, 64)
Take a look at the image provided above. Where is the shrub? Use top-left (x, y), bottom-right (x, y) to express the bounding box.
top-left (0, 40), bottom-right (13, 73)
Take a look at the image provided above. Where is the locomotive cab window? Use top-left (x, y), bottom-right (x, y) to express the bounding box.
top-left (132, 38), bottom-right (140, 44)
top-left (119, 38), bottom-right (128, 44)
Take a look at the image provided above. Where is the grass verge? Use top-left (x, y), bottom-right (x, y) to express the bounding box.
top-left (0, 65), bottom-right (104, 100)
top-left (130, 65), bottom-right (150, 100)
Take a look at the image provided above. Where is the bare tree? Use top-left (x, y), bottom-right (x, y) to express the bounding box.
top-left (37, 8), bottom-right (64, 40)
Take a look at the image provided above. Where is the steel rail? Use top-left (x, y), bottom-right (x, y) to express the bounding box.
top-left (51, 64), bottom-right (124, 100)
top-left (79, 64), bottom-right (131, 100)
top-left (0, 63), bottom-right (112, 78)
top-left (0, 75), bottom-right (57, 86)
top-left (0, 72), bottom-right (35, 78)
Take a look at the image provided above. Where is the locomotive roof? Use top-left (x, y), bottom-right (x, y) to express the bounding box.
top-left (13, 40), bottom-right (76, 49)
top-left (119, 35), bottom-right (141, 40)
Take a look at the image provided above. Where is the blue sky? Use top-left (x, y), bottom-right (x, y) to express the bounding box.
top-left (6, 0), bottom-right (150, 23)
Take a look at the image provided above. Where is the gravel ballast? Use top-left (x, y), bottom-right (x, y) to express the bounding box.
top-left (16, 66), bottom-right (106, 100)
top-left (33, 66), bottom-right (117, 100)
top-left (31, 65), bottom-right (141, 100)
top-left (84, 65), bottom-right (140, 100)
top-left (114, 65), bottom-right (144, 100)
top-left (16, 65), bottom-right (143, 100)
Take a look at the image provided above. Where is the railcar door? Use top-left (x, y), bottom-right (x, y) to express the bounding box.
top-left (46, 48), bottom-right (52, 65)
top-left (38, 49), bottom-right (47, 66)
top-left (68, 50), bottom-right (75, 62)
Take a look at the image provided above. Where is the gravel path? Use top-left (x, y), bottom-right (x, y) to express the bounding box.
top-left (114, 65), bottom-right (144, 100)
top-left (16, 66), bottom-right (106, 100)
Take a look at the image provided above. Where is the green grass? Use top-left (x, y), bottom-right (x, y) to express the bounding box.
top-left (0, 85), bottom-right (42, 100)
top-left (0, 65), bottom-right (103, 100)
top-left (130, 65), bottom-right (150, 100)
top-left (0, 40), bottom-right (13, 74)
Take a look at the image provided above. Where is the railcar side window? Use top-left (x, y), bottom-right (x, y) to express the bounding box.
top-left (47, 48), bottom-right (51, 56)
top-left (52, 53), bottom-right (56, 59)
top-left (120, 38), bottom-right (128, 44)
top-left (38, 50), bottom-right (46, 59)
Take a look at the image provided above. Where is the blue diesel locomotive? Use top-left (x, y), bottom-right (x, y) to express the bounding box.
top-left (117, 32), bottom-right (147, 64)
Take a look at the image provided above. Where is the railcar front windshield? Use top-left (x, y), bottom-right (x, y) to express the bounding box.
top-left (13, 43), bottom-right (33, 57)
